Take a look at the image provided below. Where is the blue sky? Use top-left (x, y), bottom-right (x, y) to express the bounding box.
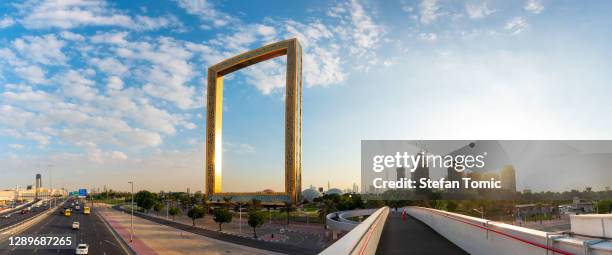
top-left (1, 0), bottom-right (612, 193)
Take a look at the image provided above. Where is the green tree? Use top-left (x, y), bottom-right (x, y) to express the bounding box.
top-left (282, 202), bottom-right (297, 226)
top-left (446, 201), bottom-right (458, 212)
top-left (248, 210), bottom-right (265, 238)
top-left (187, 206), bottom-right (206, 226)
top-left (153, 202), bottom-right (164, 216)
top-left (318, 199), bottom-right (337, 229)
top-left (141, 197), bottom-right (156, 212)
top-left (365, 199), bottom-right (385, 209)
top-left (134, 190), bottom-right (157, 211)
top-left (249, 198), bottom-right (262, 210)
top-left (169, 207), bottom-right (180, 221)
top-left (213, 208), bottom-right (233, 231)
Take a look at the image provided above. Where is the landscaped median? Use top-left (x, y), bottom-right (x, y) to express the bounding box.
top-left (96, 203), bottom-right (280, 255)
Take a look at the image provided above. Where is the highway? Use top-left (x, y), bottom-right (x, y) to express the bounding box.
top-left (376, 211), bottom-right (468, 255)
top-left (0, 199), bottom-right (129, 255)
top-left (0, 208), bottom-right (47, 231)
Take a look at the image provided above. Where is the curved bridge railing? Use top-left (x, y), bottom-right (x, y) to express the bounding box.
top-left (321, 206), bottom-right (389, 255)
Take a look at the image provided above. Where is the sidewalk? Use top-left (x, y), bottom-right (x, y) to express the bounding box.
top-left (96, 203), bottom-right (279, 255)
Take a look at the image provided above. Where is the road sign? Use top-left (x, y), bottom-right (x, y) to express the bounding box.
top-left (78, 189), bottom-right (87, 198)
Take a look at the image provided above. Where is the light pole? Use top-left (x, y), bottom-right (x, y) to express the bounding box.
top-left (128, 181), bottom-right (134, 243)
top-left (239, 203), bottom-right (242, 234)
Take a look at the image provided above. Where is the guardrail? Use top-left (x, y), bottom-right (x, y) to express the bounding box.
top-left (0, 200), bottom-right (38, 216)
top-left (407, 206), bottom-right (612, 255)
top-left (320, 206), bottom-right (389, 255)
top-left (0, 201), bottom-right (63, 239)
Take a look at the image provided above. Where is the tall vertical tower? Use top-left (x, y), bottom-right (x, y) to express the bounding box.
top-left (500, 165), bottom-right (517, 191)
top-left (35, 174), bottom-right (42, 199)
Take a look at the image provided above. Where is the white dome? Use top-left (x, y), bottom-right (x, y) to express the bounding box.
top-left (301, 188), bottom-right (322, 202)
top-left (326, 188), bottom-right (343, 195)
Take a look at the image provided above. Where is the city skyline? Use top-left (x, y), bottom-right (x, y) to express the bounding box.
top-left (3, 0), bottom-right (612, 193)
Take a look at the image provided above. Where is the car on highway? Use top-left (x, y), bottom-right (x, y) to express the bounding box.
top-left (1, 214), bottom-right (11, 219)
top-left (75, 244), bottom-right (89, 255)
top-left (75, 205), bottom-right (81, 211)
top-left (64, 209), bottom-right (71, 216)
top-left (20, 209), bottom-right (28, 214)
top-left (72, 221), bottom-right (80, 230)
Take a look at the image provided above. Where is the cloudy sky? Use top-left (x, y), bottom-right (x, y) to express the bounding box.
top-left (1, 0), bottom-right (611, 193)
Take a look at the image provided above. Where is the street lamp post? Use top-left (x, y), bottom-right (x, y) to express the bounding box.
top-left (128, 181), bottom-right (134, 243)
top-left (239, 203), bottom-right (242, 234)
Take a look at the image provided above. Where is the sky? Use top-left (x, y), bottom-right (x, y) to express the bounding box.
top-left (1, 0), bottom-right (612, 193)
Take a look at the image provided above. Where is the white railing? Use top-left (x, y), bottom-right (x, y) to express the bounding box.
top-left (407, 206), bottom-right (612, 255)
top-left (321, 207), bottom-right (389, 255)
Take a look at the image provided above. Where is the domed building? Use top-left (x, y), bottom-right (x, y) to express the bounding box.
top-left (326, 188), bottom-right (343, 196)
top-left (301, 188), bottom-right (322, 202)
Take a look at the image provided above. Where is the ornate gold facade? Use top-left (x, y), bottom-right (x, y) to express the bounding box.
top-left (205, 38), bottom-right (302, 204)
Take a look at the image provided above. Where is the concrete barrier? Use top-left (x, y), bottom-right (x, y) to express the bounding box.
top-left (407, 206), bottom-right (612, 255)
top-left (0, 202), bottom-right (63, 240)
top-left (321, 207), bottom-right (389, 255)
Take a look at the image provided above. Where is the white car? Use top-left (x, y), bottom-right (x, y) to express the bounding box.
top-left (75, 244), bottom-right (88, 255)
top-left (72, 221), bottom-right (80, 230)
top-left (1, 214), bottom-right (10, 219)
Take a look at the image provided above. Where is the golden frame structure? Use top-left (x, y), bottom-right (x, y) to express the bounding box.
top-left (205, 38), bottom-right (302, 204)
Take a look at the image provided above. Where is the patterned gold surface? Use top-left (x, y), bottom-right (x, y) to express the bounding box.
top-left (205, 39), bottom-right (302, 204)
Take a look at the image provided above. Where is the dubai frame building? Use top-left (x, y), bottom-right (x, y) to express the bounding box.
top-left (205, 38), bottom-right (303, 204)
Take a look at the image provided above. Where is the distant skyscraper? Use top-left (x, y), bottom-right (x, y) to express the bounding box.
top-left (35, 173), bottom-right (42, 199)
top-left (396, 167), bottom-right (406, 181)
top-left (500, 165), bottom-right (517, 191)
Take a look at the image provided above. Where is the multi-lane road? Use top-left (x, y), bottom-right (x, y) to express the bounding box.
top-left (0, 199), bottom-right (129, 255)
top-left (0, 208), bottom-right (47, 231)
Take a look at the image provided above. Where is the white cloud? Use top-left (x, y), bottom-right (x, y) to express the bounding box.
top-left (327, 0), bottom-right (385, 58)
top-left (524, 0), bottom-right (544, 14)
top-left (17, 0), bottom-right (177, 30)
top-left (224, 143), bottom-right (256, 154)
top-left (0, 16), bottom-right (15, 28)
top-left (110, 150), bottom-right (128, 160)
top-left (505, 17), bottom-right (528, 35)
top-left (60, 31), bottom-right (85, 41)
top-left (15, 65), bottom-right (48, 84)
top-left (466, 2), bottom-right (495, 19)
top-left (418, 32), bottom-right (438, 41)
top-left (13, 35), bottom-right (66, 65)
top-left (128, 104), bottom-right (179, 135)
top-left (26, 132), bottom-right (50, 146)
top-left (420, 0), bottom-right (442, 24)
top-left (90, 57), bottom-right (129, 76)
top-left (8, 144), bottom-right (24, 149)
top-left (90, 31), bottom-right (129, 45)
top-left (106, 76), bottom-right (124, 90)
top-left (0, 105), bottom-right (34, 128)
top-left (57, 70), bottom-right (98, 101)
top-left (175, 0), bottom-right (236, 28)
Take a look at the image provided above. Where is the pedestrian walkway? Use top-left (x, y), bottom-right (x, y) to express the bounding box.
top-left (376, 211), bottom-right (469, 255)
top-left (97, 204), bottom-right (279, 255)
